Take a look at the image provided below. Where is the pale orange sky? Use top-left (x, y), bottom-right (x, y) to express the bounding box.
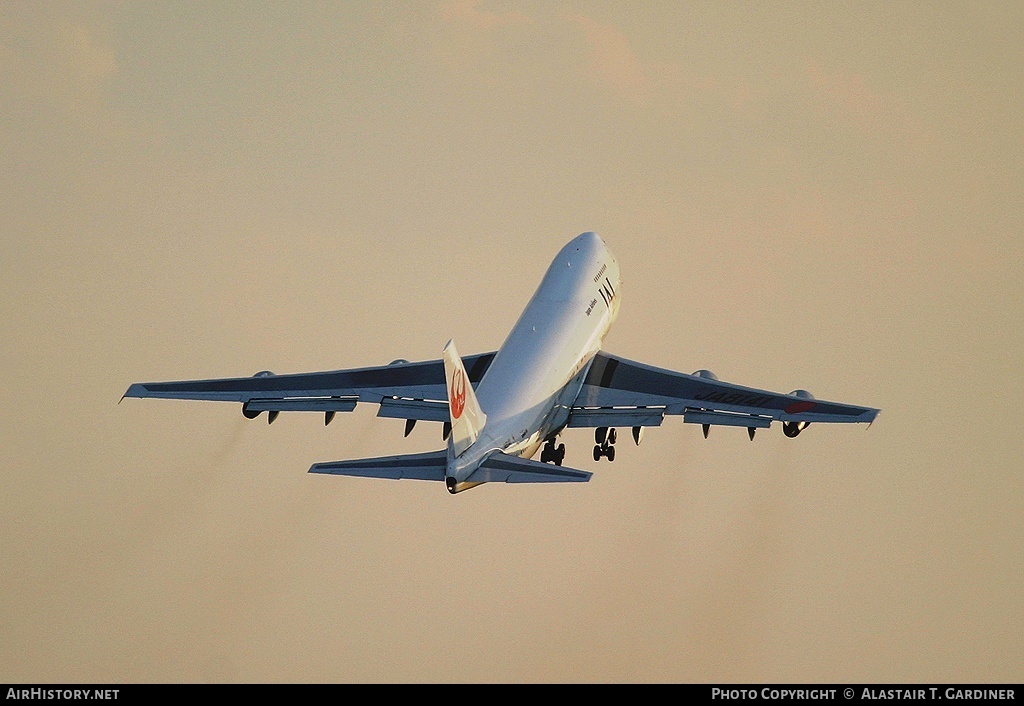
top-left (1, 1), bottom-right (1022, 682)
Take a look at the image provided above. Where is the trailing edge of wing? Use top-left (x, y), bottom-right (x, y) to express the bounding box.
top-left (567, 407), bottom-right (666, 428)
top-left (308, 450), bottom-right (447, 481)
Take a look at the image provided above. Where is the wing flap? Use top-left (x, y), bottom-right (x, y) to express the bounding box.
top-left (567, 407), bottom-right (666, 428)
top-left (376, 398), bottom-right (449, 422)
top-left (242, 396), bottom-right (359, 413)
top-left (683, 409), bottom-right (772, 429)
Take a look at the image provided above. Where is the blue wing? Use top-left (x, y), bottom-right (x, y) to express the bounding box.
top-left (569, 352), bottom-right (878, 430)
top-left (123, 352), bottom-right (495, 421)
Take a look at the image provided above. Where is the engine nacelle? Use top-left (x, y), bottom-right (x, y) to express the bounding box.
top-left (783, 390), bottom-right (814, 437)
top-left (446, 477), bottom-right (484, 494)
top-left (782, 421), bottom-right (808, 437)
top-left (243, 373), bottom-right (277, 420)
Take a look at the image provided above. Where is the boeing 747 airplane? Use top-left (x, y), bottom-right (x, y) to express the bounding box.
top-left (124, 232), bottom-right (878, 493)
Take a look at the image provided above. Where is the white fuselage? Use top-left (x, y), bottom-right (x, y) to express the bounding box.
top-left (446, 232), bottom-right (621, 484)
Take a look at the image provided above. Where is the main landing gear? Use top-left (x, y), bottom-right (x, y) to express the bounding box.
top-left (540, 437), bottom-right (566, 465)
top-left (593, 427), bottom-right (617, 462)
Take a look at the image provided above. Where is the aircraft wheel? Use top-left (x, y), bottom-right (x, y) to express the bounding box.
top-left (556, 444), bottom-right (565, 465)
top-left (593, 445), bottom-right (602, 462)
top-left (595, 427), bottom-right (608, 445)
top-left (608, 428), bottom-right (617, 445)
top-left (606, 445), bottom-right (616, 462)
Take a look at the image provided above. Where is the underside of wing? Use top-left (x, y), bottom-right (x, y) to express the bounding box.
top-left (123, 352), bottom-right (496, 422)
top-left (570, 352), bottom-right (879, 431)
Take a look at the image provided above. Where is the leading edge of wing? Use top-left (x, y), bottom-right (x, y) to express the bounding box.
top-left (578, 351), bottom-right (879, 424)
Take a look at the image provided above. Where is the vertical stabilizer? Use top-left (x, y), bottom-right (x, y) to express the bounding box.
top-left (442, 339), bottom-right (486, 457)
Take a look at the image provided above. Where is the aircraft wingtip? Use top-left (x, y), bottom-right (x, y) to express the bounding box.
top-left (122, 383), bottom-right (147, 401)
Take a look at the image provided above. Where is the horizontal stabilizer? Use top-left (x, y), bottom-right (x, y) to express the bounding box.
top-left (308, 450), bottom-right (447, 481)
top-left (467, 452), bottom-right (591, 484)
top-left (309, 449), bottom-right (591, 486)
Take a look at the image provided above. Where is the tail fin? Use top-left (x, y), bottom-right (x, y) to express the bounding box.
top-left (442, 339), bottom-right (486, 457)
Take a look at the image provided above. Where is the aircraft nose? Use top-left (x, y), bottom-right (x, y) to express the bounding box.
top-left (554, 231), bottom-right (608, 269)
top-left (567, 231), bottom-right (603, 255)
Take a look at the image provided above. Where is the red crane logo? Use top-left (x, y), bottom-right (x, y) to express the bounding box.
top-left (450, 368), bottom-right (466, 419)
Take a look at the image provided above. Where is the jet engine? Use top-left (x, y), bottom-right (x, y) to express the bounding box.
top-left (241, 371), bottom-right (276, 419)
top-left (783, 389), bottom-right (814, 437)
